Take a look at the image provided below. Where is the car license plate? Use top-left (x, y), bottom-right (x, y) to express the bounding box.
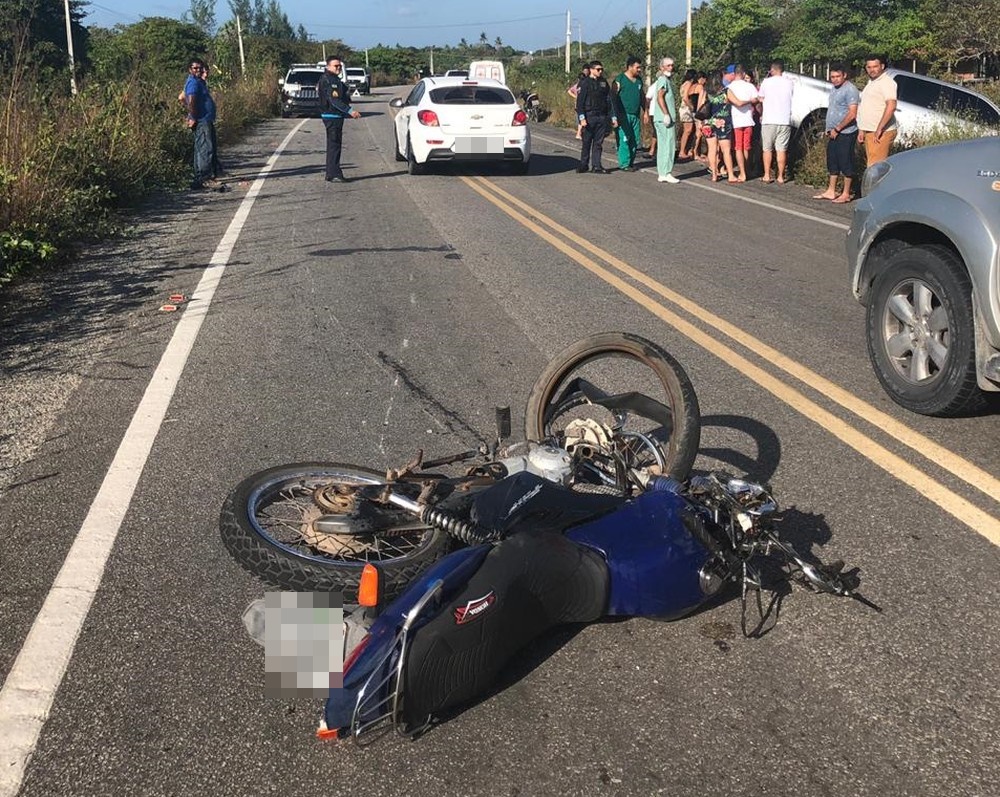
top-left (454, 136), bottom-right (503, 155)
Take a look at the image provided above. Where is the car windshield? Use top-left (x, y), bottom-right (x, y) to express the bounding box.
top-left (287, 71), bottom-right (323, 86)
top-left (429, 86), bottom-right (514, 105)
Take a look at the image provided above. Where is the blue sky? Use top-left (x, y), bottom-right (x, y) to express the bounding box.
top-left (82, 1), bottom-right (690, 53)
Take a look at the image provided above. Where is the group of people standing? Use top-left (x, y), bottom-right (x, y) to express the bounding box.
top-left (571, 56), bottom-right (681, 182)
top-left (570, 53), bottom-right (899, 202)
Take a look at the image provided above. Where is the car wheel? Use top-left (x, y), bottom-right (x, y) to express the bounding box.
top-left (866, 244), bottom-right (983, 416)
top-left (392, 126), bottom-right (405, 161)
top-left (406, 137), bottom-right (424, 175)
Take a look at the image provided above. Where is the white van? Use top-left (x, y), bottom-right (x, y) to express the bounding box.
top-left (468, 60), bottom-right (506, 86)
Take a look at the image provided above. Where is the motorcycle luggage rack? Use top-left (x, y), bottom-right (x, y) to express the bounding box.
top-left (350, 579), bottom-right (444, 744)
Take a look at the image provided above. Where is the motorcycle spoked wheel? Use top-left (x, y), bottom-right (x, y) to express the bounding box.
top-left (524, 332), bottom-right (701, 482)
top-left (219, 463), bottom-right (449, 602)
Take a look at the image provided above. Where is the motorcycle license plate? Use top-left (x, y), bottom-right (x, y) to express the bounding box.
top-left (454, 136), bottom-right (503, 156)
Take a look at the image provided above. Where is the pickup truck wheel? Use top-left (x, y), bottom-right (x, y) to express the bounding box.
top-left (406, 137), bottom-right (425, 175)
top-left (866, 244), bottom-right (983, 416)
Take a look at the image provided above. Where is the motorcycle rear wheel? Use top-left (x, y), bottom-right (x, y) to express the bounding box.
top-left (524, 332), bottom-right (701, 481)
top-left (220, 462), bottom-right (449, 602)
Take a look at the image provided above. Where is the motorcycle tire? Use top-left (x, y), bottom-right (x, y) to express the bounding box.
top-left (220, 462), bottom-right (450, 602)
top-left (524, 332), bottom-right (701, 481)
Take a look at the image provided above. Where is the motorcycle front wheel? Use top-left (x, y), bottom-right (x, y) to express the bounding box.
top-left (525, 332), bottom-right (701, 482)
top-left (220, 463), bottom-right (449, 602)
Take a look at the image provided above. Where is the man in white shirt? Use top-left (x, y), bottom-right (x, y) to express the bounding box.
top-left (726, 65), bottom-right (758, 182)
top-left (757, 60), bottom-right (795, 183)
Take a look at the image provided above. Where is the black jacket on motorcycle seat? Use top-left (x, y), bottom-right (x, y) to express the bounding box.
top-left (402, 529), bottom-right (608, 727)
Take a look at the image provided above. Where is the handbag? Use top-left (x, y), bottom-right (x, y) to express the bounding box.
top-left (694, 101), bottom-right (711, 122)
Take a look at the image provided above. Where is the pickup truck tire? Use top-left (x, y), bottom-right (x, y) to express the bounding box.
top-left (866, 244), bottom-right (983, 416)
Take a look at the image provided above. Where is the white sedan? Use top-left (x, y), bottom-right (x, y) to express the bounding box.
top-left (389, 77), bottom-right (531, 174)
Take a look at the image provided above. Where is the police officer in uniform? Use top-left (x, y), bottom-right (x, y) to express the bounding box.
top-left (574, 60), bottom-right (618, 173)
top-left (317, 55), bottom-right (361, 182)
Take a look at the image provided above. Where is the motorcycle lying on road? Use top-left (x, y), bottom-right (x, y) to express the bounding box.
top-left (220, 333), bottom-right (875, 743)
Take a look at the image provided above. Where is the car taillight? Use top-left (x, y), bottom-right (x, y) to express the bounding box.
top-left (417, 110), bottom-right (440, 126)
top-left (512, 109), bottom-right (528, 126)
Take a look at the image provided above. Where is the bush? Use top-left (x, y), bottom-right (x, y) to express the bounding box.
top-left (0, 66), bottom-right (281, 288)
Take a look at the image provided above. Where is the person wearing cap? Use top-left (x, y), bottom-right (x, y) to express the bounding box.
top-left (575, 60), bottom-right (619, 173)
top-left (317, 55), bottom-right (362, 183)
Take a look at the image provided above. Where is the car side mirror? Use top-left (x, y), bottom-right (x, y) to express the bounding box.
top-left (389, 97), bottom-right (405, 109)
top-left (278, 78), bottom-right (284, 87)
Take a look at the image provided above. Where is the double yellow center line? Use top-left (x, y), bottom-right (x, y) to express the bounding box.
top-left (460, 174), bottom-right (1000, 545)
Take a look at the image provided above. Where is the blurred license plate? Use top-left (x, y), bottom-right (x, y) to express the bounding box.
top-left (455, 136), bottom-right (503, 155)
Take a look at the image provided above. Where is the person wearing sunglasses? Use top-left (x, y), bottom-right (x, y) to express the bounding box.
top-left (317, 56), bottom-right (362, 183)
top-left (574, 60), bottom-right (618, 174)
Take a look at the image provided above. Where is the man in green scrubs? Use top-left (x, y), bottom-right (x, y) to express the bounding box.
top-left (652, 56), bottom-right (680, 183)
top-left (612, 56), bottom-right (645, 171)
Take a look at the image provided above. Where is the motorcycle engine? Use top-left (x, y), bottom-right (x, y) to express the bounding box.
top-left (498, 441), bottom-right (574, 485)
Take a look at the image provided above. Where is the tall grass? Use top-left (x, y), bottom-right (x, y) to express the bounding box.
top-left (0, 66), bottom-right (281, 287)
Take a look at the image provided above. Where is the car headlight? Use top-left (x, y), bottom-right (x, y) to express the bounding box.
top-left (861, 160), bottom-right (891, 196)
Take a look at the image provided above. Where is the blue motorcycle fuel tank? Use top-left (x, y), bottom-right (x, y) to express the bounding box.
top-left (567, 488), bottom-right (714, 618)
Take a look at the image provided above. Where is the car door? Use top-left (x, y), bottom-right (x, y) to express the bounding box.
top-left (396, 83), bottom-right (425, 152)
top-left (892, 73), bottom-right (941, 140)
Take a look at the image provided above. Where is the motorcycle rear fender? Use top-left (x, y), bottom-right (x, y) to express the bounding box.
top-left (323, 545), bottom-right (493, 733)
top-left (567, 489), bottom-right (714, 618)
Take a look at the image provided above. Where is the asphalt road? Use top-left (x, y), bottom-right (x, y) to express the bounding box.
top-left (1, 88), bottom-right (998, 797)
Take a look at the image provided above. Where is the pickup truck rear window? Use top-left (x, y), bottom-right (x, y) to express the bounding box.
top-left (429, 87), bottom-right (515, 105)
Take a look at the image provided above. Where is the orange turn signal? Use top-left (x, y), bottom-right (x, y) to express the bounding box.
top-left (358, 563), bottom-right (379, 607)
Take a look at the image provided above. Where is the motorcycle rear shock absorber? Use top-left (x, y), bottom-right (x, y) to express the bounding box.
top-left (385, 491), bottom-right (502, 545)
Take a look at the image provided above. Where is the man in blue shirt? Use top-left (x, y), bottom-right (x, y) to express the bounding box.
top-left (814, 63), bottom-right (860, 203)
top-left (184, 59), bottom-right (216, 189)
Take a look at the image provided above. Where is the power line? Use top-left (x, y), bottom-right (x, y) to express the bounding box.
top-left (306, 13), bottom-right (565, 31)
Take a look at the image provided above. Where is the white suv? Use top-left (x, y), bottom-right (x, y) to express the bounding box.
top-left (787, 69), bottom-right (1000, 145)
top-left (344, 67), bottom-right (370, 95)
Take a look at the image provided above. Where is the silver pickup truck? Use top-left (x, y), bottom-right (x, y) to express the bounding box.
top-left (846, 137), bottom-right (1000, 416)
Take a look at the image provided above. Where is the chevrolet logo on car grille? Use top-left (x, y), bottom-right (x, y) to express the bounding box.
top-left (471, 114), bottom-right (483, 120)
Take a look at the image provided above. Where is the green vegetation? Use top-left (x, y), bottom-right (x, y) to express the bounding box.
top-left (2, 0), bottom-right (998, 287)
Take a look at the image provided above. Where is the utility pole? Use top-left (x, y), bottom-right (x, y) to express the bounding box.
top-left (577, 21), bottom-right (582, 60)
top-left (565, 10), bottom-right (571, 74)
top-left (62, 0), bottom-right (77, 96)
top-left (430, 45), bottom-right (434, 75)
top-left (236, 14), bottom-right (246, 75)
top-left (365, 48), bottom-right (369, 69)
top-left (685, 0), bottom-right (692, 66)
top-left (645, 0), bottom-right (652, 80)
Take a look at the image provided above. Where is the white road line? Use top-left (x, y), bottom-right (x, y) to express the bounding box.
top-left (0, 119), bottom-right (308, 797)
top-left (530, 130), bottom-right (850, 231)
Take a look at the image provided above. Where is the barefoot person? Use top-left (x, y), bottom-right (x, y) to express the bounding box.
top-left (813, 63), bottom-right (860, 203)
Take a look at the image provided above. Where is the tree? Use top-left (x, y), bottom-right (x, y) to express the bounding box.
top-left (185, 0), bottom-right (216, 36)
top-left (0, 0), bottom-right (90, 76)
top-left (479, 31), bottom-right (488, 46)
top-left (87, 17), bottom-right (208, 84)
top-left (931, 1), bottom-right (1000, 74)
